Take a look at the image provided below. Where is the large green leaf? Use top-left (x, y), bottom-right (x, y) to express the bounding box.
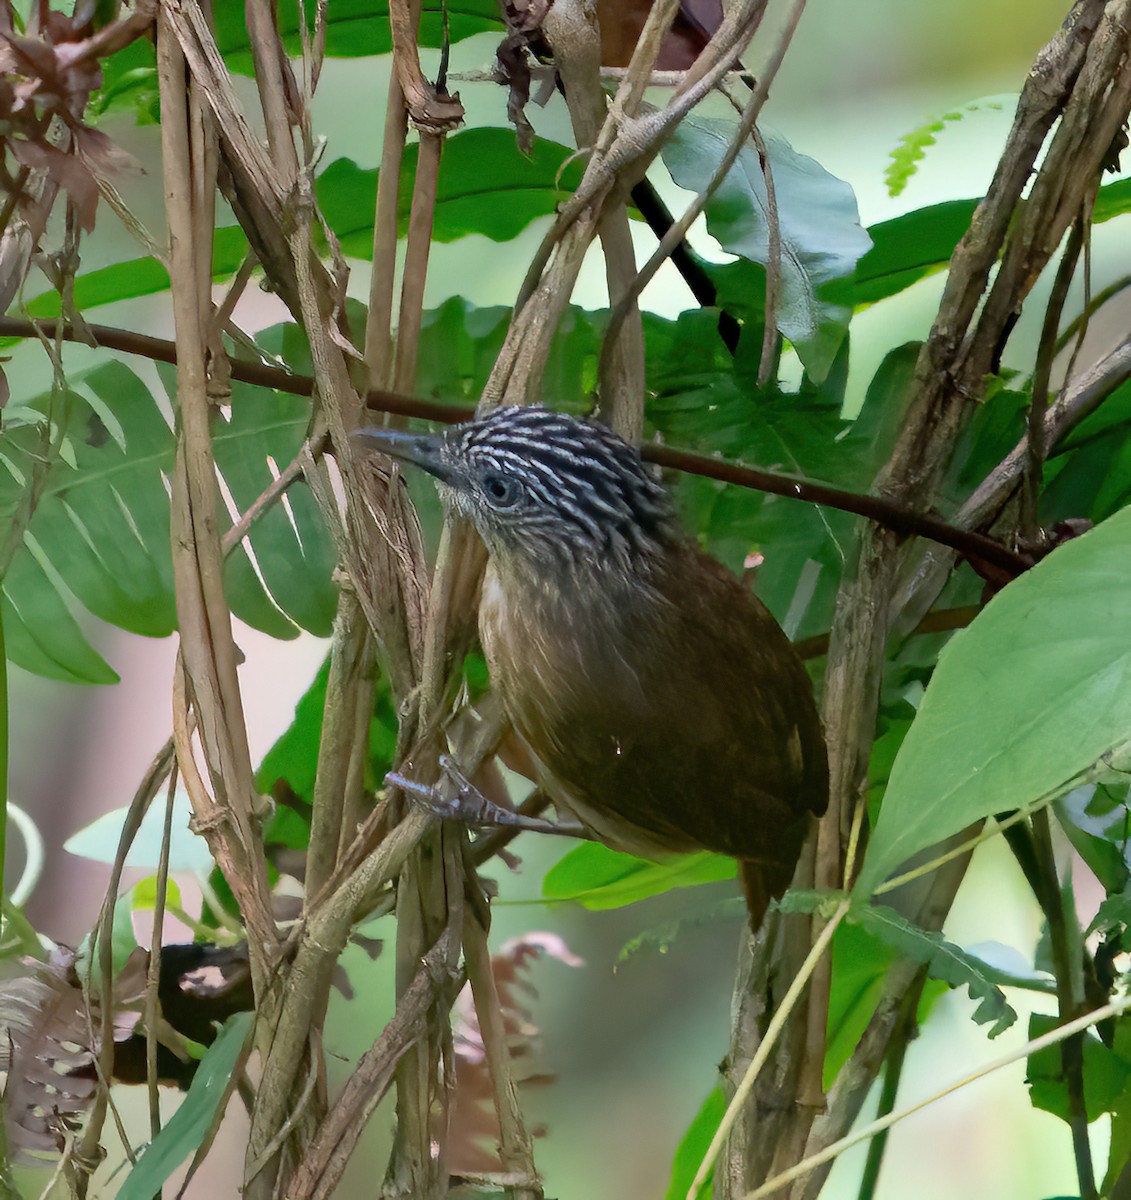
top-left (1, 360), bottom-right (336, 681)
top-left (1, 549), bottom-right (117, 684)
top-left (665, 1088), bottom-right (724, 1200)
top-left (853, 173), bottom-right (1131, 309)
top-left (648, 338), bottom-right (913, 637)
top-left (255, 654), bottom-right (398, 809)
top-left (661, 118), bottom-right (871, 382)
top-left (1027, 1013), bottom-right (1131, 1124)
top-left (856, 505), bottom-right (1131, 896)
top-left (853, 199), bottom-right (978, 306)
top-left (214, 1), bottom-right (501, 72)
top-left (317, 131), bottom-right (586, 252)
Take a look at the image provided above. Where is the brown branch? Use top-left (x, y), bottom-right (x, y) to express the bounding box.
top-left (76, 739), bottom-right (176, 1196)
top-left (789, 6), bottom-right (1128, 1197)
top-left (1024, 212), bottom-right (1084, 540)
top-left (543, 0), bottom-right (647, 442)
top-left (156, 3), bottom-right (279, 975)
top-left (283, 926), bottom-right (461, 1200)
top-left (393, 131), bottom-right (443, 394)
top-left (461, 910), bottom-right (540, 1199)
top-left (388, 0), bottom-right (463, 132)
top-left (644, 444), bottom-right (1030, 576)
top-left (0, 315), bottom-right (1032, 574)
top-left (364, 69), bottom-right (411, 389)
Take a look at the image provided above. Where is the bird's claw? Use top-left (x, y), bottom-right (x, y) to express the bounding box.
top-left (385, 758), bottom-right (587, 839)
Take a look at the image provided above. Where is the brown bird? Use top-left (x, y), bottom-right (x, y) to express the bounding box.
top-left (357, 407), bottom-right (827, 928)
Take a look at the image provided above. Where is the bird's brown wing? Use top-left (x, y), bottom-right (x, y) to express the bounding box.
top-left (500, 545), bottom-right (827, 877)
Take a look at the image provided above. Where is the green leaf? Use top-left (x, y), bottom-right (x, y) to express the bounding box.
top-left (209, 379), bottom-right (339, 638)
top-left (885, 97), bottom-right (1012, 198)
top-left (856, 905), bottom-right (1017, 1037)
top-left (661, 118), bottom-right (871, 382)
top-left (853, 200), bottom-right (977, 306)
top-left (255, 653), bottom-right (399, 815)
top-left (1, 358), bottom-right (339, 680)
top-left (853, 172), bottom-right (1131, 310)
top-left (1090, 883), bottom-right (1131, 938)
top-left (22, 226), bottom-right (249, 318)
top-left (1, 549), bottom-right (117, 684)
top-left (64, 790), bottom-right (213, 874)
top-left (131, 876), bottom-right (183, 912)
top-left (214, 1), bottom-right (501, 72)
top-left (1093, 176), bottom-right (1131, 224)
top-left (1, 900), bottom-right (46, 962)
top-left (617, 898), bottom-right (745, 963)
top-left (1055, 785), bottom-right (1131, 895)
top-left (90, 38), bottom-right (159, 123)
top-left (75, 892), bottom-right (140, 988)
top-left (317, 132), bottom-right (586, 252)
top-left (822, 918), bottom-right (951, 1087)
top-left (1104, 1047), bottom-right (1131, 1194)
top-left (542, 843), bottom-right (736, 911)
top-left (1027, 1013), bottom-right (1131, 1123)
top-left (117, 1012), bottom-right (253, 1200)
top-left (664, 1088), bottom-right (725, 1200)
top-left (856, 506), bottom-right (1131, 896)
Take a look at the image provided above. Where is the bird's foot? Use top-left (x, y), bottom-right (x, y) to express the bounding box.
top-left (386, 756), bottom-right (589, 839)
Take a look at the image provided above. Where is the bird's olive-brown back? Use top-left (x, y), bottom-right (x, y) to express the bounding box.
top-left (479, 538), bottom-right (827, 887)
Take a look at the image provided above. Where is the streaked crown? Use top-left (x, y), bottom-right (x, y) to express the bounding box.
top-left (435, 407), bottom-right (676, 569)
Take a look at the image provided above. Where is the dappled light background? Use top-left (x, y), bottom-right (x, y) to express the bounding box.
top-left (7, 1), bottom-right (1117, 1196)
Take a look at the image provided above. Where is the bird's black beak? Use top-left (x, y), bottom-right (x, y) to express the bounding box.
top-left (353, 426), bottom-right (455, 484)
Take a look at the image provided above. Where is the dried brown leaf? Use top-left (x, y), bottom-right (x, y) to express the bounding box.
top-left (496, 1), bottom-right (554, 155)
top-left (9, 137), bottom-right (99, 230)
top-left (448, 932), bottom-right (583, 1173)
top-left (0, 950), bottom-right (98, 1163)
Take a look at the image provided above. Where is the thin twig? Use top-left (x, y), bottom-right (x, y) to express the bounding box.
top-left (601, 0), bottom-right (804, 362)
top-left (1024, 217), bottom-right (1082, 540)
top-left (747, 993), bottom-right (1131, 1200)
top-left (282, 925), bottom-right (462, 1200)
top-left (145, 762), bottom-right (179, 1139)
top-left (689, 900), bottom-right (850, 1199)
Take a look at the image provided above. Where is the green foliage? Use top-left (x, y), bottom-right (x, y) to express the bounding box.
top-left (1027, 1014), bottom-right (1131, 1123)
top-left (855, 905), bottom-right (1016, 1037)
top-left (0, 358), bottom-right (337, 681)
top-left (542, 843), bottom-right (736, 911)
top-left (256, 653), bottom-right (398, 809)
top-left (10, 20), bottom-right (1131, 1192)
top-left (665, 1087), bottom-right (724, 1200)
top-left (21, 227), bottom-right (250, 320)
top-left (616, 898), bottom-right (745, 963)
top-left (856, 506), bottom-right (1131, 896)
top-left (116, 1012), bottom-right (253, 1200)
top-left (317, 131), bottom-right (586, 252)
top-left (1055, 784), bottom-right (1131, 896)
top-left (661, 118), bottom-right (872, 382)
top-left (853, 199), bottom-right (979, 304)
top-left (90, 37), bottom-right (159, 123)
top-left (885, 97), bottom-right (1011, 197)
top-left (64, 792), bottom-right (213, 874)
top-left (213, 1), bottom-right (501, 72)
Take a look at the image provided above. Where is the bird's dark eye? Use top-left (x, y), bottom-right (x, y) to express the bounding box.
top-left (482, 472), bottom-right (521, 508)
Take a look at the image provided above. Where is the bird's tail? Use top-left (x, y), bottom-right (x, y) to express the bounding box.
top-left (739, 858), bottom-right (797, 932)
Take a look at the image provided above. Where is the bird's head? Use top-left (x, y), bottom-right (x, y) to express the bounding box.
top-left (354, 406), bottom-right (676, 573)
